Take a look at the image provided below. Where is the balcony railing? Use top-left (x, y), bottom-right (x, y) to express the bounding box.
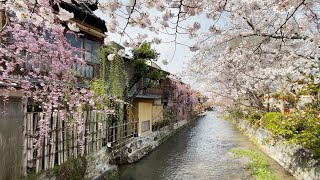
top-left (144, 87), bottom-right (164, 95)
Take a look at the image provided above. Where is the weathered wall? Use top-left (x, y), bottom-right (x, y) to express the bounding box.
top-left (152, 103), bottom-right (163, 124)
top-left (86, 147), bottom-right (117, 180)
top-left (0, 98), bottom-right (24, 180)
top-left (137, 102), bottom-right (152, 137)
top-left (235, 119), bottom-right (320, 180)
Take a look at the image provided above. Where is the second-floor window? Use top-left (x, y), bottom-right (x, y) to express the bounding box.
top-left (66, 33), bottom-right (101, 78)
top-left (144, 78), bottom-right (160, 88)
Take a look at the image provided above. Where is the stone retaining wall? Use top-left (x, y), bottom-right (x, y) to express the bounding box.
top-left (123, 119), bottom-right (189, 163)
top-left (235, 119), bottom-right (320, 180)
top-left (87, 119), bottom-right (191, 179)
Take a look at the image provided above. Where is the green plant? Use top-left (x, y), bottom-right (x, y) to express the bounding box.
top-left (286, 111), bottom-right (320, 157)
top-left (230, 149), bottom-right (277, 180)
top-left (248, 113), bottom-right (262, 124)
top-left (259, 111), bottom-right (320, 158)
top-left (261, 112), bottom-right (284, 135)
top-left (152, 109), bottom-right (175, 130)
top-left (152, 119), bottom-right (170, 130)
top-left (222, 115), bottom-right (234, 122)
top-left (126, 42), bottom-right (163, 101)
top-left (131, 42), bottom-right (161, 79)
top-left (148, 69), bottom-right (164, 80)
top-left (22, 170), bottom-right (38, 180)
top-left (104, 170), bottom-right (120, 180)
top-left (46, 157), bottom-right (87, 180)
top-left (227, 108), bottom-right (245, 119)
top-left (131, 42), bottom-right (158, 61)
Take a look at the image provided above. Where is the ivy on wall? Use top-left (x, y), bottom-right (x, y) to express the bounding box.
top-left (85, 45), bottom-right (128, 146)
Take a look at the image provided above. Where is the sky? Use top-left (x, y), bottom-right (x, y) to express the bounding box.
top-left (94, 3), bottom-right (227, 75)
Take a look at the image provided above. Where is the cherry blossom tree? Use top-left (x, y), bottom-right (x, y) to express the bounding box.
top-left (1, 0), bottom-right (320, 146)
top-left (166, 76), bottom-right (199, 120)
top-left (0, 0), bottom-right (98, 147)
top-left (183, 0), bottom-right (320, 111)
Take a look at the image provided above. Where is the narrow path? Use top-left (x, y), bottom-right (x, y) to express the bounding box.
top-left (119, 112), bottom-right (295, 180)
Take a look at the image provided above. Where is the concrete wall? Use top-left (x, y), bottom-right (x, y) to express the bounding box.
top-left (235, 119), bottom-right (320, 180)
top-left (0, 98), bottom-right (24, 180)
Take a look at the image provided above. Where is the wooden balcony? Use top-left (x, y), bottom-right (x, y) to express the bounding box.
top-left (144, 87), bottom-right (164, 95)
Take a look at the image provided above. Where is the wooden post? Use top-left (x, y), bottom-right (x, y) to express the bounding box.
top-left (85, 111), bottom-right (91, 154)
top-left (58, 113), bottom-right (63, 165)
top-left (82, 111), bottom-right (87, 156)
top-left (50, 112), bottom-right (57, 169)
top-left (99, 112), bottom-right (103, 150)
top-left (73, 123), bottom-right (77, 159)
top-left (63, 116), bottom-right (68, 163)
top-left (68, 116), bottom-right (72, 159)
top-left (22, 100), bottom-right (28, 175)
top-left (96, 112), bottom-right (100, 151)
top-left (92, 111), bottom-right (96, 152)
top-left (102, 112), bottom-right (106, 139)
top-left (89, 111), bottom-right (92, 152)
top-left (44, 115), bottom-right (49, 170)
top-left (36, 113), bottom-right (44, 173)
top-left (29, 113), bottom-right (34, 168)
top-left (112, 123), bottom-right (116, 144)
top-left (27, 113), bottom-right (31, 168)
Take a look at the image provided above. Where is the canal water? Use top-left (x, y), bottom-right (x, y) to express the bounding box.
top-left (119, 112), bottom-right (295, 180)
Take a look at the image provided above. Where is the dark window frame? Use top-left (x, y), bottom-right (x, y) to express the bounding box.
top-left (66, 32), bottom-right (103, 79)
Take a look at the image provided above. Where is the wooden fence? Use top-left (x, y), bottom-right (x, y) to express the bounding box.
top-left (23, 111), bottom-right (138, 174)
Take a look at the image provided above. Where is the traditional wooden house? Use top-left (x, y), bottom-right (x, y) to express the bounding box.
top-left (127, 63), bottom-right (169, 137)
top-left (0, 1), bottom-right (126, 179)
top-left (60, 1), bottom-right (107, 81)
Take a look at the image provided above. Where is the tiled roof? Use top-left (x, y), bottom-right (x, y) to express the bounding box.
top-left (59, 1), bottom-right (107, 32)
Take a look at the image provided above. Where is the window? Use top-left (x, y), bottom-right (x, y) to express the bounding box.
top-left (66, 33), bottom-right (101, 78)
top-left (144, 78), bottom-right (160, 88)
top-left (85, 39), bottom-right (100, 63)
top-left (141, 120), bottom-right (150, 132)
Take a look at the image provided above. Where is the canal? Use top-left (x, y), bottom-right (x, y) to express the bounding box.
top-left (119, 112), bottom-right (295, 180)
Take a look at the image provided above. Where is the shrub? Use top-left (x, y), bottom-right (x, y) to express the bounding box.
top-left (152, 119), bottom-right (170, 130)
top-left (287, 112), bottom-right (320, 157)
top-left (260, 111), bottom-right (320, 158)
top-left (228, 108), bottom-right (245, 119)
top-left (261, 112), bottom-right (284, 134)
top-left (248, 113), bottom-right (262, 124)
top-left (47, 157), bottom-right (87, 180)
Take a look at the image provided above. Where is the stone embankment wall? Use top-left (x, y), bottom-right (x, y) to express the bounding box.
top-left (123, 119), bottom-right (189, 163)
top-left (234, 119), bottom-right (320, 180)
top-left (87, 119), bottom-right (191, 179)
